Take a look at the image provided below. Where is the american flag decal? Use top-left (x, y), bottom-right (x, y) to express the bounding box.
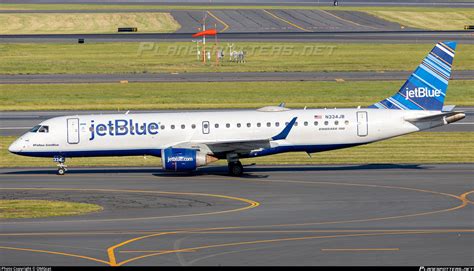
top-left (314, 115), bottom-right (322, 119)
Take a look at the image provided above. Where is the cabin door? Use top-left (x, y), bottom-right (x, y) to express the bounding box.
top-left (356, 111), bottom-right (368, 137)
top-left (67, 118), bottom-right (80, 144)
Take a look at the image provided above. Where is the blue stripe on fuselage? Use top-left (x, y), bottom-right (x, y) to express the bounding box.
top-left (11, 143), bottom-right (365, 159)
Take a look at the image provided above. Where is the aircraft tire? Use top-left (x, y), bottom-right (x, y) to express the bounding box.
top-left (228, 161), bottom-right (243, 176)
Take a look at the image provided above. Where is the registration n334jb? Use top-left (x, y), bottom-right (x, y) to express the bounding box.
top-left (8, 42), bottom-right (465, 176)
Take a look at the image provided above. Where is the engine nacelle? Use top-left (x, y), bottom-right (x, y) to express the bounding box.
top-left (161, 148), bottom-right (217, 172)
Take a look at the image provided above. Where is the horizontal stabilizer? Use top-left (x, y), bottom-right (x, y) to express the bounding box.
top-left (442, 105), bottom-right (456, 112)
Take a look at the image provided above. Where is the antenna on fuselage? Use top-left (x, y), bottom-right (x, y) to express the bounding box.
top-left (125, 110), bottom-right (130, 115)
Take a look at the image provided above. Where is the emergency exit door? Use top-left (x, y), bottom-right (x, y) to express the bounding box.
top-left (67, 118), bottom-right (80, 144)
top-left (356, 111), bottom-right (368, 137)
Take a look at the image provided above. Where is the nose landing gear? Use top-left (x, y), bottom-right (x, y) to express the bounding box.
top-left (53, 156), bottom-right (67, 175)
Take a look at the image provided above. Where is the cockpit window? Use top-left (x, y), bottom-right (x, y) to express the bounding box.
top-left (29, 125), bottom-right (41, 132)
top-left (38, 126), bottom-right (49, 133)
top-left (30, 125), bottom-right (49, 133)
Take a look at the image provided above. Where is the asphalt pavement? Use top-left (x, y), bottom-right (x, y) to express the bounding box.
top-left (0, 164), bottom-right (473, 265)
top-left (2, 30), bottom-right (473, 43)
top-left (1, 71), bottom-right (473, 84)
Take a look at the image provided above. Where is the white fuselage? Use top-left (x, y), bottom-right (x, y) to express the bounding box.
top-left (8, 108), bottom-right (440, 159)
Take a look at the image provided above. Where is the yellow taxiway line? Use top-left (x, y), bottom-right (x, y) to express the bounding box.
top-left (262, 9), bottom-right (311, 32)
top-left (207, 11), bottom-right (230, 33)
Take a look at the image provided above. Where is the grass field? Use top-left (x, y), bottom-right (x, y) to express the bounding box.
top-left (1, 132), bottom-right (472, 168)
top-left (0, 199), bottom-right (103, 219)
top-left (1, 42), bottom-right (473, 75)
top-left (367, 10), bottom-right (474, 30)
top-left (1, 80), bottom-right (472, 111)
top-left (0, 13), bottom-right (180, 34)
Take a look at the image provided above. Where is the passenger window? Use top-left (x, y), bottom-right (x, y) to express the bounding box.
top-left (171, 125), bottom-right (175, 129)
top-left (226, 123), bottom-right (230, 128)
top-left (29, 125), bottom-right (41, 133)
top-left (38, 126), bottom-right (49, 133)
top-left (192, 124), bottom-right (196, 129)
top-left (314, 121), bottom-right (318, 126)
top-left (294, 122), bottom-right (298, 127)
top-left (345, 120), bottom-right (349, 125)
top-left (215, 123), bottom-right (219, 128)
top-left (324, 121), bottom-right (329, 125)
top-left (257, 123), bottom-right (261, 127)
top-left (334, 121), bottom-right (339, 125)
top-left (304, 121), bottom-right (308, 126)
top-left (160, 125), bottom-right (165, 130)
top-left (100, 126), bottom-right (107, 131)
top-left (181, 124), bottom-right (185, 129)
top-left (267, 122), bottom-right (271, 127)
top-left (275, 122), bottom-right (280, 127)
top-left (247, 123), bottom-right (251, 128)
top-left (237, 123), bottom-right (241, 128)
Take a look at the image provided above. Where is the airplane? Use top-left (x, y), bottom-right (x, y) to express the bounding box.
top-left (8, 41), bottom-right (465, 176)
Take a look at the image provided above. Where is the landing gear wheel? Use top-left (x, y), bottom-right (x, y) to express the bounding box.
top-left (228, 161), bottom-right (243, 176)
top-left (54, 156), bottom-right (67, 176)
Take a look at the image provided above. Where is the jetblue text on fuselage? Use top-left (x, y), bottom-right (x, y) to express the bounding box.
top-left (89, 119), bottom-right (159, 140)
top-left (405, 87), bottom-right (442, 100)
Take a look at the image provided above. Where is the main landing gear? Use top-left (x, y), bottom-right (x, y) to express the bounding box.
top-left (226, 153), bottom-right (243, 176)
top-left (53, 156), bottom-right (67, 175)
top-left (228, 161), bottom-right (243, 176)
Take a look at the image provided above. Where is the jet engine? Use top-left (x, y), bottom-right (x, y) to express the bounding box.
top-left (161, 148), bottom-right (218, 172)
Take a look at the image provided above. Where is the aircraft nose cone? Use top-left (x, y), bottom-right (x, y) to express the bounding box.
top-left (8, 139), bottom-right (23, 153)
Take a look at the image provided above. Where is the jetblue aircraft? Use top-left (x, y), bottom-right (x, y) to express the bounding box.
top-left (8, 41), bottom-right (465, 176)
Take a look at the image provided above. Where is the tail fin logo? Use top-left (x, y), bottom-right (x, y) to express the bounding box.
top-left (405, 87), bottom-right (442, 100)
top-left (368, 41), bottom-right (456, 111)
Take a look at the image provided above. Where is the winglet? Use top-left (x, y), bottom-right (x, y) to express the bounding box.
top-left (272, 117), bottom-right (297, 140)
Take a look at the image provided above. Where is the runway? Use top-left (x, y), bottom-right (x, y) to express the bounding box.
top-left (2, 71), bottom-right (473, 84)
top-left (0, 164), bottom-right (473, 265)
top-left (2, 30), bottom-right (473, 43)
top-left (1, 108), bottom-right (472, 137)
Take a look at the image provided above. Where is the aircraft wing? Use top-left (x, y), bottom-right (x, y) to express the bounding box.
top-left (169, 117), bottom-right (297, 155)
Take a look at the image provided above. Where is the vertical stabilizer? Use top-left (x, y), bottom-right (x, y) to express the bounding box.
top-left (370, 41), bottom-right (456, 111)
